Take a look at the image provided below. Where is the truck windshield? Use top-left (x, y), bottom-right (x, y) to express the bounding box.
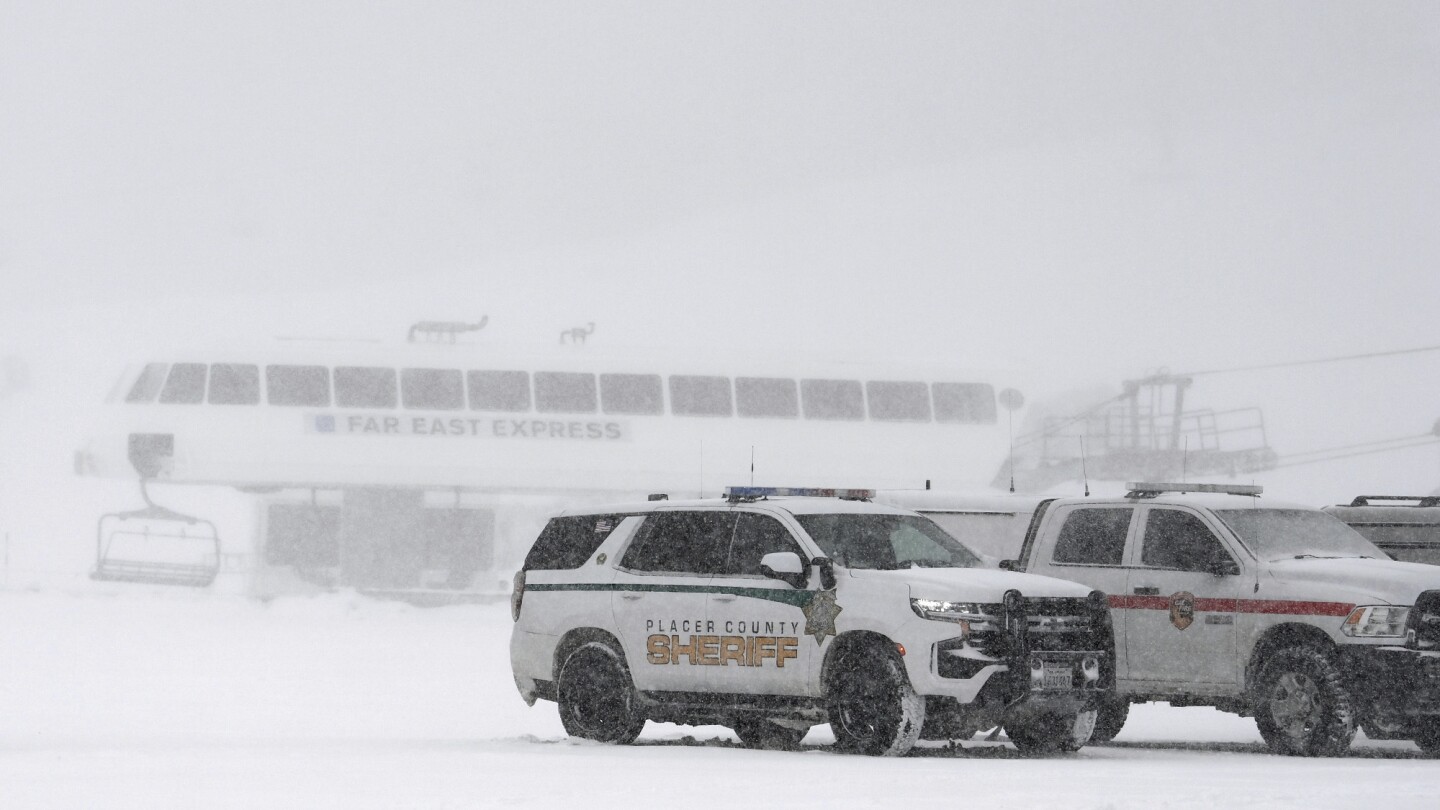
top-left (1215, 509), bottom-right (1386, 562)
top-left (795, 513), bottom-right (982, 570)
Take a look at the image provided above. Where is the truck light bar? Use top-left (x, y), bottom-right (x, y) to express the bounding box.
top-left (724, 486), bottom-right (876, 502)
top-left (1126, 482), bottom-right (1263, 498)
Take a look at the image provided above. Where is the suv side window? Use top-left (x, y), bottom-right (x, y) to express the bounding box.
top-left (725, 514), bottom-right (804, 576)
top-left (523, 514), bottom-right (625, 571)
top-left (1052, 507), bottom-right (1131, 566)
top-left (621, 511), bottom-right (735, 575)
top-left (1141, 508), bottom-right (1235, 573)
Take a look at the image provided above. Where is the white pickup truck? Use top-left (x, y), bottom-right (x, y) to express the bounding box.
top-left (881, 483), bottom-right (1440, 756)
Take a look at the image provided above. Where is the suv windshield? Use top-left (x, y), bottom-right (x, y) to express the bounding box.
top-left (795, 513), bottom-right (982, 570)
top-left (1216, 508), bottom-right (1385, 562)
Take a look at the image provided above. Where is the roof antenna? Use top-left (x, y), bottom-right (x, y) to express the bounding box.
top-left (1007, 406), bottom-right (1016, 493)
top-left (750, 445), bottom-right (755, 487)
top-left (1080, 436), bottom-right (1091, 497)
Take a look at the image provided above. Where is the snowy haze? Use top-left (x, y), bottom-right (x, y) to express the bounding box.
top-left (2, 3), bottom-right (1440, 807)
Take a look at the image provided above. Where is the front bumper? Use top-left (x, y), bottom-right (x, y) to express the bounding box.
top-left (907, 590), bottom-right (1114, 708)
top-left (1341, 645), bottom-right (1440, 721)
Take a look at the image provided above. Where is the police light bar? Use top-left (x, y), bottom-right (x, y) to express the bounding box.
top-left (724, 486), bottom-right (876, 501)
top-left (1126, 482), bottom-right (1263, 498)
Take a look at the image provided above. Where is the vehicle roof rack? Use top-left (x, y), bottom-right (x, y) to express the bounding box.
top-left (724, 486), bottom-right (875, 503)
top-left (1125, 482), bottom-right (1263, 499)
top-left (1347, 495), bottom-right (1440, 508)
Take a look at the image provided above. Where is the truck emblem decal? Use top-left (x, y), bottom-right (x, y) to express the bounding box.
top-left (802, 589), bottom-right (843, 645)
top-left (1169, 591), bottom-right (1196, 631)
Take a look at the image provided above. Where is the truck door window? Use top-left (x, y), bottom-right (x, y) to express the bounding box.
top-left (1052, 508), bottom-right (1131, 566)
top-left (725, 514), bottom-right (803, 576)
top-left (1141, 509), bottom-right (1234, 572)
top-left (620, 511), bottom-right (734, 575)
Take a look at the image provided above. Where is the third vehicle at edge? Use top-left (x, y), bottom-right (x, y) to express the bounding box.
top-left (883, 482), bottom-right (1440, 756)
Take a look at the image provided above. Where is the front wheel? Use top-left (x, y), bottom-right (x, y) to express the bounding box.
top-left (827, 646), bottom-right (925, 757)
top-left (556, 640), bottom-right (646, 744)
top-left (1253, 647), bottom-right (1355, 757)
top-left (1089, 695), bottom-right (1130, 744)
top-left (1006, 709), bottom-right (1098, 755)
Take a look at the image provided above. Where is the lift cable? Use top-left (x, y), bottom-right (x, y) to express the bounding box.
top-left (1183, 343), bottom-right (1440, 377)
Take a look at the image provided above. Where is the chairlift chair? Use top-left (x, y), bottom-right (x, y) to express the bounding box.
top-left (92, 488), bottom-right (221, 588)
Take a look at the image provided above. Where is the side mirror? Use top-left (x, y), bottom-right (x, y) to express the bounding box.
top-left (1208, 556), bottom-right (1241, 577)
top-left (760, 551), bottom-right (808, 589)
top-left (999, 559), bottom-right (1021, 572)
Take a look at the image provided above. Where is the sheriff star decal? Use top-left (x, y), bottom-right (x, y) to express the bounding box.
top-left (802, 589), bottom-right (842, 644)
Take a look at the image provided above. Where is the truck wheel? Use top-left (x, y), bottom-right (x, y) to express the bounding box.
top-left (733, 718), bottom-right (808, 751)
top-left (1413, 720), bottom-right (1440, 755)
top-left (1254, 647), bottom-right (1355, 757)
top-left (827, 646), bottom-right (925, 756)
top-left (1006, 709), bottom-right (1098, 754)
top-left (557, 640), bottom-right (645, 744)
top-left (1089, 695), bottom-right (1130, 744)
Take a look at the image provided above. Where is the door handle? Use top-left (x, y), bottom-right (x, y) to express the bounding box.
top-left (1133, 586), bottom-right (1160, 596)
top-left (620, 593), bottom-right (643, 601)
top-left (712, 594), bottom-right (737, 603)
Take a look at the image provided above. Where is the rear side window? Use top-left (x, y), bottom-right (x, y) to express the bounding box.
top-left (620, 511), bottom-right (735, 575)
top-left (523, 514), bottom-right (625, 571)
top-left (1052, 508), bottom-right (1132, 566)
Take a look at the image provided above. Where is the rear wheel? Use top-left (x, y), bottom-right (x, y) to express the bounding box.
top-left (1006, 709), bottom-right (1097, 755)
top-left (1089, 695), bottom-right (1130, 744)
top-left (557, 640), bottom-right (645, 744)
top-left (733, 718), bottom-right (808, 751)
top-left (827, 645), bottom-right (925, 757)
top-left (1253, 647), bottom-right (1354, 757)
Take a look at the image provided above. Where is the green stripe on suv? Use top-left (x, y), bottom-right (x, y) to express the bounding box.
top-left (526, 582), bottom-right (817, 608)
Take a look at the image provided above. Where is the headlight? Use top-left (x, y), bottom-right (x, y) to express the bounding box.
top-left (910, 598), bottom-right (1000, 630)
top-left (1341, 605), bottom-right (1410, 638)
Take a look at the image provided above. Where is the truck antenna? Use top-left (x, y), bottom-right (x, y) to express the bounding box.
top-left (1007, 408), bottom-right (1016, 493)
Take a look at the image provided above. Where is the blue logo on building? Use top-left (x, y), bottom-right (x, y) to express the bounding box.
top-left (314, 414), bottom-right (335, 433)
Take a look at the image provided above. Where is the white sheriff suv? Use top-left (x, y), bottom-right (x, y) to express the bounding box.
top-left (509, 487), bottom-right (1115, 756)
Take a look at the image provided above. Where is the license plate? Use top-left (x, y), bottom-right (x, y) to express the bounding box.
top-left (1042, 662), bottom-right (1074, 690)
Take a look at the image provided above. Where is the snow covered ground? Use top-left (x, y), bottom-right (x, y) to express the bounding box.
top-left (2, 585), bottom-right (1435, 810)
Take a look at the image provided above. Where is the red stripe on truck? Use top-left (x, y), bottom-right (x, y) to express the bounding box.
top-left (1107, 594), bottom-right (1354, 617)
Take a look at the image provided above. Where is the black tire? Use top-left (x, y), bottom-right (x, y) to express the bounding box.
top-left (1006, 709), bottom-right (1098, 755)
top-left (1089, 695), bottom-right (1130, 744)
top-left (1413, 720), bottom-right (1440, 756)
top-left (1253, 647), bottom-right (1355, 757)
top-left (733, 718), bottom-right (809, 751)
top-left (556, 640), bottom-right (646, 744)
top-left (827, 646), bottom-right (925, 756)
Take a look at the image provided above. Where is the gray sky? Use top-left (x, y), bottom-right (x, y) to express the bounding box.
top-left (3, 2), bottom-right (1439, 491)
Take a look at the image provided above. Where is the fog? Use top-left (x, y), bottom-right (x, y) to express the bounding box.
top-left (2, 5), bottom-right (1440, 804)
